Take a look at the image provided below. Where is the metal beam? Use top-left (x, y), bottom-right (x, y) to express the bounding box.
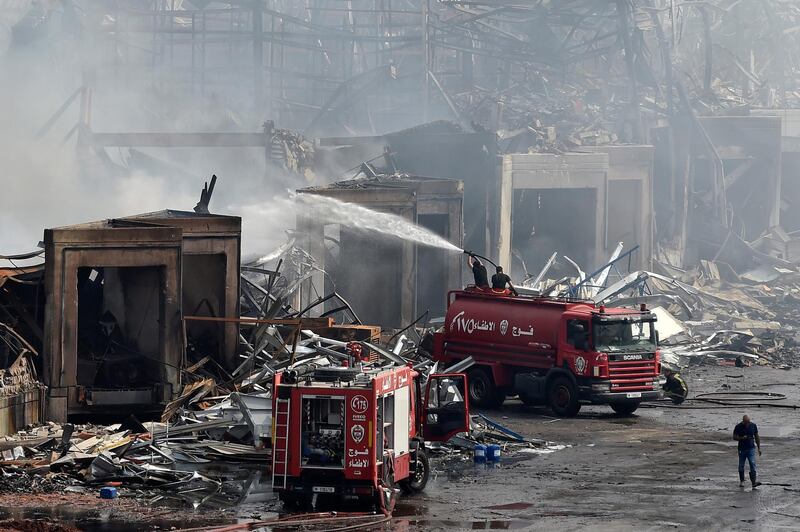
top-left (88, 132), bottom-right (268, 147)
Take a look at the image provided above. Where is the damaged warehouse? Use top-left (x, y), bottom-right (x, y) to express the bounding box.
top-left (42, 210), bottom-right (242, 419)
top-left (5, 0), bottom-right (800, 530)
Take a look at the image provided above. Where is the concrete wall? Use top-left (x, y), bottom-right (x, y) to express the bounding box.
top-left (750, 110), bottom-right (800, 233)
top-left (297, 179), bottom-right (463, 327)
top-left (583, 145), bottom-right (654, 270)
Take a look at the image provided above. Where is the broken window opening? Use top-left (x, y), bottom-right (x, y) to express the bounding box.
top-left (512, 188), bottom-right (597, 280)
top-left (76, 266), bottom-right (164, 389)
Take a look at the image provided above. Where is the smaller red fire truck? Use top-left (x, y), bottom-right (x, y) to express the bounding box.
top-left (431, 288), bottom-right (663, 416)
top-left (271, 361), bottom-right (469, 512)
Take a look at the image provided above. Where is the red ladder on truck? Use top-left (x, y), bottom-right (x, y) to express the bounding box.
top-left (271, 397), bottom-right (291, 489)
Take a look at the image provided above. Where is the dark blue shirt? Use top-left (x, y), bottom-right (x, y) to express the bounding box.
top-left (733, 422), bottom-right (758, 451)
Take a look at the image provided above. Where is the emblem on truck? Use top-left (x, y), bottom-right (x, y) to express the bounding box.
top-left (351, 395), bottom-right (368, 414)
top-left (500, 320), bottom-right (508, 335)
top-left (622, 354), bottom-right (644, 361)
top-left (351, 424), bottom-right (365, 443)
top-left (575, 356), bottom-right (587, 374)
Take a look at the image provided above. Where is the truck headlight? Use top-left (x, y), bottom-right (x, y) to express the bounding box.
top-left (591, 383), bottom-right (611, 393)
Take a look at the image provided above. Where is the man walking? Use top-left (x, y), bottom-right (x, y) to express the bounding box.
top-left (733, 415), bottom-right (762, 488)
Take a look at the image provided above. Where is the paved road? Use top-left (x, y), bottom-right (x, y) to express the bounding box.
top-left (393, 366), bottom-right (800, 531)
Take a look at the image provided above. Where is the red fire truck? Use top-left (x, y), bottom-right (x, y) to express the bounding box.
top-left (271, 364), bottom-right (469, 512)
top-left (431, 288), bottom-right (663, 416)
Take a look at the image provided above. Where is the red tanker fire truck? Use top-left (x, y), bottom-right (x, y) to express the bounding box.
top-left (431, 288), bottom-right (663, 416)
top-left (271, 362), bottom-right (469, 512)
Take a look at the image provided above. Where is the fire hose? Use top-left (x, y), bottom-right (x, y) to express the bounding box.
top-left (183, 512), bottom-right (391, 531)
top-left (463, 250), bottom-right (498, 269)
top-left (377, 451), bottom-right (398, 516)
top-left (641, 391), bottom-right (799, 409)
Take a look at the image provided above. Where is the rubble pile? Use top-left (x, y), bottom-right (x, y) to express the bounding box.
top-left (269, 127), bottom-right (316, 182)
top-left (0, 324), bottom-right (44, 398)
top-left (592, 263), bottom-right (800, 369)
top-left (472, 83), bottom-right (621, 154)
top-left (640, 265), bottom-right (800, 369)
top-left (0, 468), bottom-right (74, 494)
top-left (513, 240), bottom-right (800, 370)
top-left (0, 419), bottom-right (259, 499)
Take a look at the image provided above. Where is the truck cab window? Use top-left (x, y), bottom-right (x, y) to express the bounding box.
top-left (594, 320), bottom-right (656, 352)
top-left (566, 319), bottom-right (589, 348)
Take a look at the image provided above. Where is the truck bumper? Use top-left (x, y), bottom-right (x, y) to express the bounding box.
top-left (277, 479), bottom-right (376, 498)
top-left (578, 386), bottom-right (662, 403)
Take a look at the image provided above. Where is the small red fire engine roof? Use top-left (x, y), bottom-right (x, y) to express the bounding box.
top-left (279, 365), bottom-right (412, 389)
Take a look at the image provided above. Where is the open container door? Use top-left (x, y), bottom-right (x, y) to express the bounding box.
top-left (423, 373), bottom-right (469, 442)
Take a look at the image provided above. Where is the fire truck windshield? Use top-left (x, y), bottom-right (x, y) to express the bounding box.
top-left (593, 319), bottom-right (656, 352)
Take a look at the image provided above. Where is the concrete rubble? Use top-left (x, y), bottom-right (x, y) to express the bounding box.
top-left (517, 243), bottom-right (800, 370)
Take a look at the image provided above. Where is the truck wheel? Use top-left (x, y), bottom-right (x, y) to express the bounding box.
top-left (611, 402), bottom-right (640, 416)
top-left (399, 448), bottom-right (429, 494)
top-left (547, 376), bottom-right (580, 417)
top-left (468, 368), bottom-right (505, 408)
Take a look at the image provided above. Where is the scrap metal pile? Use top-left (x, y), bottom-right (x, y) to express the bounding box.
top-left (0, 418), bottom-right (267, 508)
top-left (0, 243), bottom-right (555, 505)
top-left (519, 242), bottom-right (800, 370)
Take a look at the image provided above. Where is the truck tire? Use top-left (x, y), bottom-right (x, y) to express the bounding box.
top-left (547, 376), bottom-right (580, 417)
top-left (611, 402), bottom-right (640, 416)
top-left (468, 368), bottom-right (506, 408)
top-left (399, 448), bottom-right (429, 494)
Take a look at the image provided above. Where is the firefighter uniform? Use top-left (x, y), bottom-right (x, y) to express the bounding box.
top-left (663, 371), bottom-right (688, 404)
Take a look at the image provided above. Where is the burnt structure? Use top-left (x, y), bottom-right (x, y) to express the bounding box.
top-left (499, 153), bottom-right (610, 278)
top-left (44, 211), bottom-right (240, 420)
top-left (297, 175), bottom-right (463, 327)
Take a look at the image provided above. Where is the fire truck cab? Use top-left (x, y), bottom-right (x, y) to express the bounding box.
top-left (432, 288), bottom-right (663, 416)
top-left (271, 364), bottom-right (468, 512)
